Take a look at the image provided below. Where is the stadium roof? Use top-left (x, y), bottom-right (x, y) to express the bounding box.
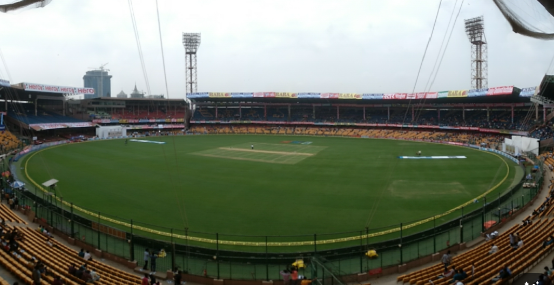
top-left (538, 74), bottom-right (554, 100)
top-left (84, 97), bottom-right (184, 103)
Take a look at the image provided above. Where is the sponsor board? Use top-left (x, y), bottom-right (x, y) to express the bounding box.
top-left (185, 86), bottom-right (519, 101)
top-left (398, 156), bottom-right (467, 159)
top-left (129, 139), bottom-right (166, 145)
top-left (23, 83), bottom-right (94, 95)
top-left (519, 87), bottom-right (537, 97)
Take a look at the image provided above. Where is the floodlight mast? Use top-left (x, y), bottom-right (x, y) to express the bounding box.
top-left (464, 16), bottom-right (488, 90)
top-left (182, 33), bottom-right (201, 94)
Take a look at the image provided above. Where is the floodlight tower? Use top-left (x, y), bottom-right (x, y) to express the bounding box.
top-left (465, 16), bottom-right (488, 89)
top-left (182, 33), bottom-right (201, 94)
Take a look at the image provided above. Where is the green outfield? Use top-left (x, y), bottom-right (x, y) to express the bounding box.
top-left (22, 135), bottom-right (518, 238)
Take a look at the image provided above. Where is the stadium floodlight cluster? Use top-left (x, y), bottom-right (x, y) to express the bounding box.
top-left (182, 33), bottom-right (201, 54)
top-left (464, 16), bottom-right (488, 90)
top-left (182, 33), bottom-right (201, 94)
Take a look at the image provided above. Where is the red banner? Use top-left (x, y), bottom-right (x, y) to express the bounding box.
top-left (320, 93), bottom-right (340, 99)
top-left (383, 93), bottom-right (395, 99)
top-left (394, 93), bottom-right (407, 100)
top-left (425, 92), bottom-right (438, 99)
top-left (486, 86), bottom-right (514, 96)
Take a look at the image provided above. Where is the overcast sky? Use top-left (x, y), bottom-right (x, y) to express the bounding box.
top-left (0, 0), bottom-right (554, 98)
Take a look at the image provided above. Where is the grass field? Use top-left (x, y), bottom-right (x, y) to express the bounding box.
top-left (22, 135), bottom-right (518, 238)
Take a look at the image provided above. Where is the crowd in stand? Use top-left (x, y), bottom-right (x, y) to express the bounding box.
top-left (190, 125), bottom-right (507, 149)
top-left (531, 125), bottom-right (554, 140)
top-left (192, 107), bottom-right (540, 131)
top-left (279, 267), bottom-right (314, 285)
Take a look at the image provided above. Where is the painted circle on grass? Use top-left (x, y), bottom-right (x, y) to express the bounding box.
top-left (23, 135), bottom-right (515, 239)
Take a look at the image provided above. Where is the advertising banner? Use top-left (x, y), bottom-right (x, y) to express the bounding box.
top-left (23, 82), bottom-right (95, 95)
top-left (92, 119), bottom-right (108, 124)
top-left (487, 86), bottom-right (514, 96)
top-left (297, 93), bottom-right (321, 99)
top-left (29, 123), bottom-right (95, 130)
top-left (425, 92), bottom-right (438, 99)
top-left (362, 93), bottom-right (383, 100)
top-left (186, 92), bottom-right (209, 99)
top-left (447, 90), bottom-right (468, 98)
top-left (127, 124), bottom-right (185, 130)
top-left (275, 92), bottom-right (298, 98)
top-left (185, 85), bottom-right (520, 101)
top-left (393, 93), bottom-right (407, 100)
top-left (468, 88), bottom-right (488, 97)
top-left (209, 92), bottom-right (231, 98)
top-left (382, 93), bottom-right (394, 100)
top-left (320, 93), bottom-right (340, 99)
top-left (519, 87), bottom-right (537, 97)
top-left (64, 122), bottom-right (95, 128)
top-left (0, 79), bottom-right (9, 87)
top-left (338, 93), bottom-right (361, 99)
top-left (230, 92), bottom-right (253, 98)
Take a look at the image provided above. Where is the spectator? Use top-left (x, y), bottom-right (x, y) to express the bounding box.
top-left (68, 264), bottom-right (76, 276)
top-left (280, 269), bottom-right (291, 285)
top-left (441, 251), bottom-right (452, 271)
top-left (489, 244), bottom-right (499, 254)
top-left (149, 273), bottom-right (157, 285)
top-left (542, 274), bottom-right (552, 285)
top-left (78, 249), bottom-right (85, 258)
top-left (486, 231), bottom-right (499, 241)
top-left (142, 248), bottom-right (150, 271)
top-left (291, 267), bottom-right (299, 285)
top-left (75, 265), bottom-right (85, 279)
top-left (142, 274), bottom-right (149, 285)
top-left (174, 270), bottom-right (182, 285)
top-left (83, 250), bottom-right (92, 261)
top-left (52, 276), bottom-right (63, 285)
top-left (438, 266), bottom-right (456, 279)
top-left (539, 274), bottom-right (546, 285)
top-left (81, 270), bottom-right (92, 283)
top-left (545, 267), bottom-right (552, 277)
top-left (518, 239), bottom-right (524, 249)
top-left (543, 237), bottom-right (554, 249)
top-left (150, 253), bottom-right (158, 274)
top-left (90, 269), bottom-right (100, 282)
top-left (36, 261), bottom-right (47, 276)
top-left (499, 265), bottom-right (511, 279)
top-left (32, 264), bottom-right (41, 285)
top-left (450, 269), bottom-right (467, 283)
top-left (509, 233), bottom-right (515, 246)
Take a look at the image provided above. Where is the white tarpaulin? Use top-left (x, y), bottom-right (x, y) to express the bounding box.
top-left (96, 125), bottom-right (126, 139)
top-left (504, 136), bottom-right (539, 156)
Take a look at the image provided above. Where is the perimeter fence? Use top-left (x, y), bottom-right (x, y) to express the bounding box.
top-left (9, 139), bottom-right (543, 281)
